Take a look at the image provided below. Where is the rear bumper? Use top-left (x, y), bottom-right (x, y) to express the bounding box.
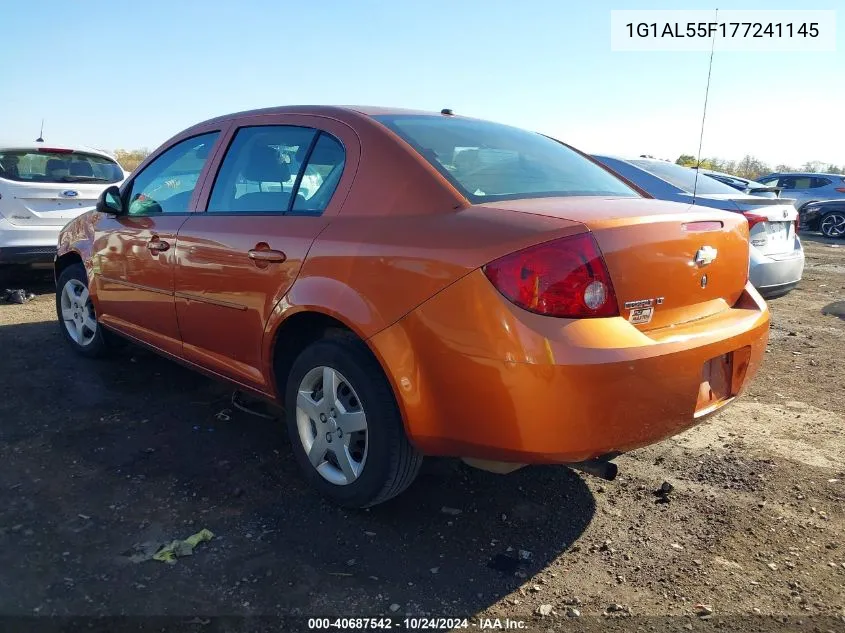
top-left (749, 241), bottom-right (804, 296)
top-left (0, 218), bottom-right (61, 264)
top-left (0, 245), bottom-right (57, 265)
top-left (369, 270), bottom-right (770, 464)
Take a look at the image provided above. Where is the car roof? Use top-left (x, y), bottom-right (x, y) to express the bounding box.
top-left (0, 142), bottom-right (117, 160)
top-left (187, 105), bottom-right (453, 130)
top-left (593, 155), bottom-right (668, 165)
top-left (763, 172), bottom-right (840, 178)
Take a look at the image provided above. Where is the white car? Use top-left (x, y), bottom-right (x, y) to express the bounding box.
top-left (0, 143), bottom-right (125, 274)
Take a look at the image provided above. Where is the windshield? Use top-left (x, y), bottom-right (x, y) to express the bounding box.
top-left (374, 115), bottom-right (639, 203)
top-left (0, 150), bottom-right (124, 184)
top-left (630, 160), bottom-right (740, 195)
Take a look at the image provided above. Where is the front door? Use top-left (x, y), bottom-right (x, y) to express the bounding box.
top-left (173, 118), bottom-right (354, 391)
top-left (93, 132), bottom-right (220, 356)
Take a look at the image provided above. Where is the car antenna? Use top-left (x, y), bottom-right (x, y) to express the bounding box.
top-left (692, 8), bottom-right (718, 204)
top-left (35, 119), bottom-right (45, 143)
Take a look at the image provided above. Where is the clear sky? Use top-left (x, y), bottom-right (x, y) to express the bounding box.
top-left (1, 0), bottom-right (842, 166)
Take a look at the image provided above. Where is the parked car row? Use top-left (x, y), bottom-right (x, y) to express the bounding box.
top-left (756, 172), bottom-right (845, 210)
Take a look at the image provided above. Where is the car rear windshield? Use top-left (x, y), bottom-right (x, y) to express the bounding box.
top-left (630, 160), bottom-right (738, 196)
top-left (0, 150), bottom-right (124, 184)
top-left (374, 115), bottom-right (639, 203)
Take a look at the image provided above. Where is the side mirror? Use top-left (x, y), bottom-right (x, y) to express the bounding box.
top-left (96, 186), bottom-right (124, 216)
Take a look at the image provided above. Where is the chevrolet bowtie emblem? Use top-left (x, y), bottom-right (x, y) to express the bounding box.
top-left (694, 246), bottom-right (718, 267)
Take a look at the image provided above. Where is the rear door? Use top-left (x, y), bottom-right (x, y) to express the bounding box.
top-left (173, 115), bottom-right (358, 391)
top-left (0, 149), bottom-right (124, 226)
top-left (92, 132), bottom-right (221, 356)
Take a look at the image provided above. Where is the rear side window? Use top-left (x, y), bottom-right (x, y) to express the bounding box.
top-left (0, 149), bottom-right (124, 184)
top-left (208, 125), bottom-right (345, 215)
top-left (790, 177), bottom-right (815, 190)
top-left (811, 177), bottom-right (832, 188)
top-left (374, 115), bottom-right (638, 202)
top-left (291, 134), bottom-right (345, 215)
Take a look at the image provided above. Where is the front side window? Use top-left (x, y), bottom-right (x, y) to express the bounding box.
top-left (207, 125), bottom-right (345, 215)
top-left (0, 149), bottom-right (123, 184)
top-left (374, 115), bottom-right (638, 203)
top-left (126, 132), bottom-right (219, 215)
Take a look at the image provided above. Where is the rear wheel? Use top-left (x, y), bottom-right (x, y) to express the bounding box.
top-left (820, 211), bottom-right (845, 238)
top-left (56, 263), bottom-right (110, 357)
top-left (284, 335), bottom-right (422, 508)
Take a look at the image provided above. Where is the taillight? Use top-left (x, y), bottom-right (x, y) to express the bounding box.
top-left (794, 217), bottom-right (800, 234)
top-left (37, 147), bottom-right (73, 154)
top-left (482, 233), bottom-right (618, 318)
top-left (742, 212), bottom-right (767, 230)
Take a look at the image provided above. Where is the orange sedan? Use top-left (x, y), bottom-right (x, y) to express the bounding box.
top-left (55, 107), bottom-right (769, 507)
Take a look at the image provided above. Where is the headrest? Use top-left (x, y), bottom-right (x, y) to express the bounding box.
top-left (46, 158), bottom-right (68, 173)
top-left (70, 161), bottom-right (94, 176)
top-left (242, 145), bottom-right (290, 183)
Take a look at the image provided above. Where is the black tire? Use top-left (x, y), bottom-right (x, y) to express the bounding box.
top-left (55, 263), bottom-right (111, 358)
top-left (284, 334), bottom-right (422, 508)
top-left (819, 210), bottom-right (845, 239)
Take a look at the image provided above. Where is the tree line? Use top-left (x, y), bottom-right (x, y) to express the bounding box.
top-left (113, 149), bottom-right (150, 172)
top-left (674, 154), bottom-right (845, 180)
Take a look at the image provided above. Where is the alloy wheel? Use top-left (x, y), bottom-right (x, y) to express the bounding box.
top-left (295, 366), bottom-right (369, 486)
top-left (60, 279), bottom-right (97, 346)
top-left (820, 213), bottom-right (845, 238)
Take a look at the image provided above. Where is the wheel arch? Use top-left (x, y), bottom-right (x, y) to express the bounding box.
top-left (54, 250), bottom-right (84, 284)
top-left (265, 304), bottom-right (386, 390)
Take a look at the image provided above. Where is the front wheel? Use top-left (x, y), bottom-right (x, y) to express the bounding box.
top-left (284, 335), bottom-right (422, 508)
top-left (820, 211), bottom-right (845, 238)
top-left (56, 263), bottom-right (110, 357)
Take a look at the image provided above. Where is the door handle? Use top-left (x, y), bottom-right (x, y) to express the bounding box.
top-left (248, 249), bottom-right (286, 263)
top-left (147, 238), bottom-right (170, 253)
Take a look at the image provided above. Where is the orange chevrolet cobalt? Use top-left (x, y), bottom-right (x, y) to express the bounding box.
top-left (55, 107), bottom-right (769, 507)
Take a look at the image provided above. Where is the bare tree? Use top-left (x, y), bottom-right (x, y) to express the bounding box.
top-left (736, 155), bottom-right (771, 180)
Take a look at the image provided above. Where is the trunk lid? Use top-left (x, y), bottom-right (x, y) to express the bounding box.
top-left (482, 197), bottom-right (750, 331)
top-left (716, 196), bottom-right (798, 257)
top-left (0, 180), bottom-right (109, 227)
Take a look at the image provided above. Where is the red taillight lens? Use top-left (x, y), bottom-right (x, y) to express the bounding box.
top-left (794, 217), bottom-right (800, 234)
top-left (835, 187), bottom-right (845, 193)
top-left (37, 147), bottom-right (73, 154)
top-left (742, 212), bottom-right (767, 230)
top-left (482, 233), bottom-right (618, 318)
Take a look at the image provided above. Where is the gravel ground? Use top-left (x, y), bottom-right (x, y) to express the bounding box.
top-left (0, 235), bottom-right (842, 632)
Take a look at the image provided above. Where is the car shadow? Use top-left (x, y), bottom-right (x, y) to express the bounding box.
top-left (0, 268), bottom-right (55, 295)
top-left (0, 319), bottom-right (596, 618)
top-left (799, 231), bottom-right (843, 246)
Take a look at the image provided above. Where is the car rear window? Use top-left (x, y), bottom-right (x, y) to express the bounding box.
top-left (0, 150), bottom-right (124, 184)
top-left (374, 115), bottom-right (639, 203)
top-left (629, 160), bottom-right (739, 195)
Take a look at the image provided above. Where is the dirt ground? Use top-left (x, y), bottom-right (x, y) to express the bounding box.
top-left (0, 235), bottom-right (842, 632)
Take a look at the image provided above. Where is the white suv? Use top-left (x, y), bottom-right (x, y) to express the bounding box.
top-left (0, 144), bottom-right (125, 273)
